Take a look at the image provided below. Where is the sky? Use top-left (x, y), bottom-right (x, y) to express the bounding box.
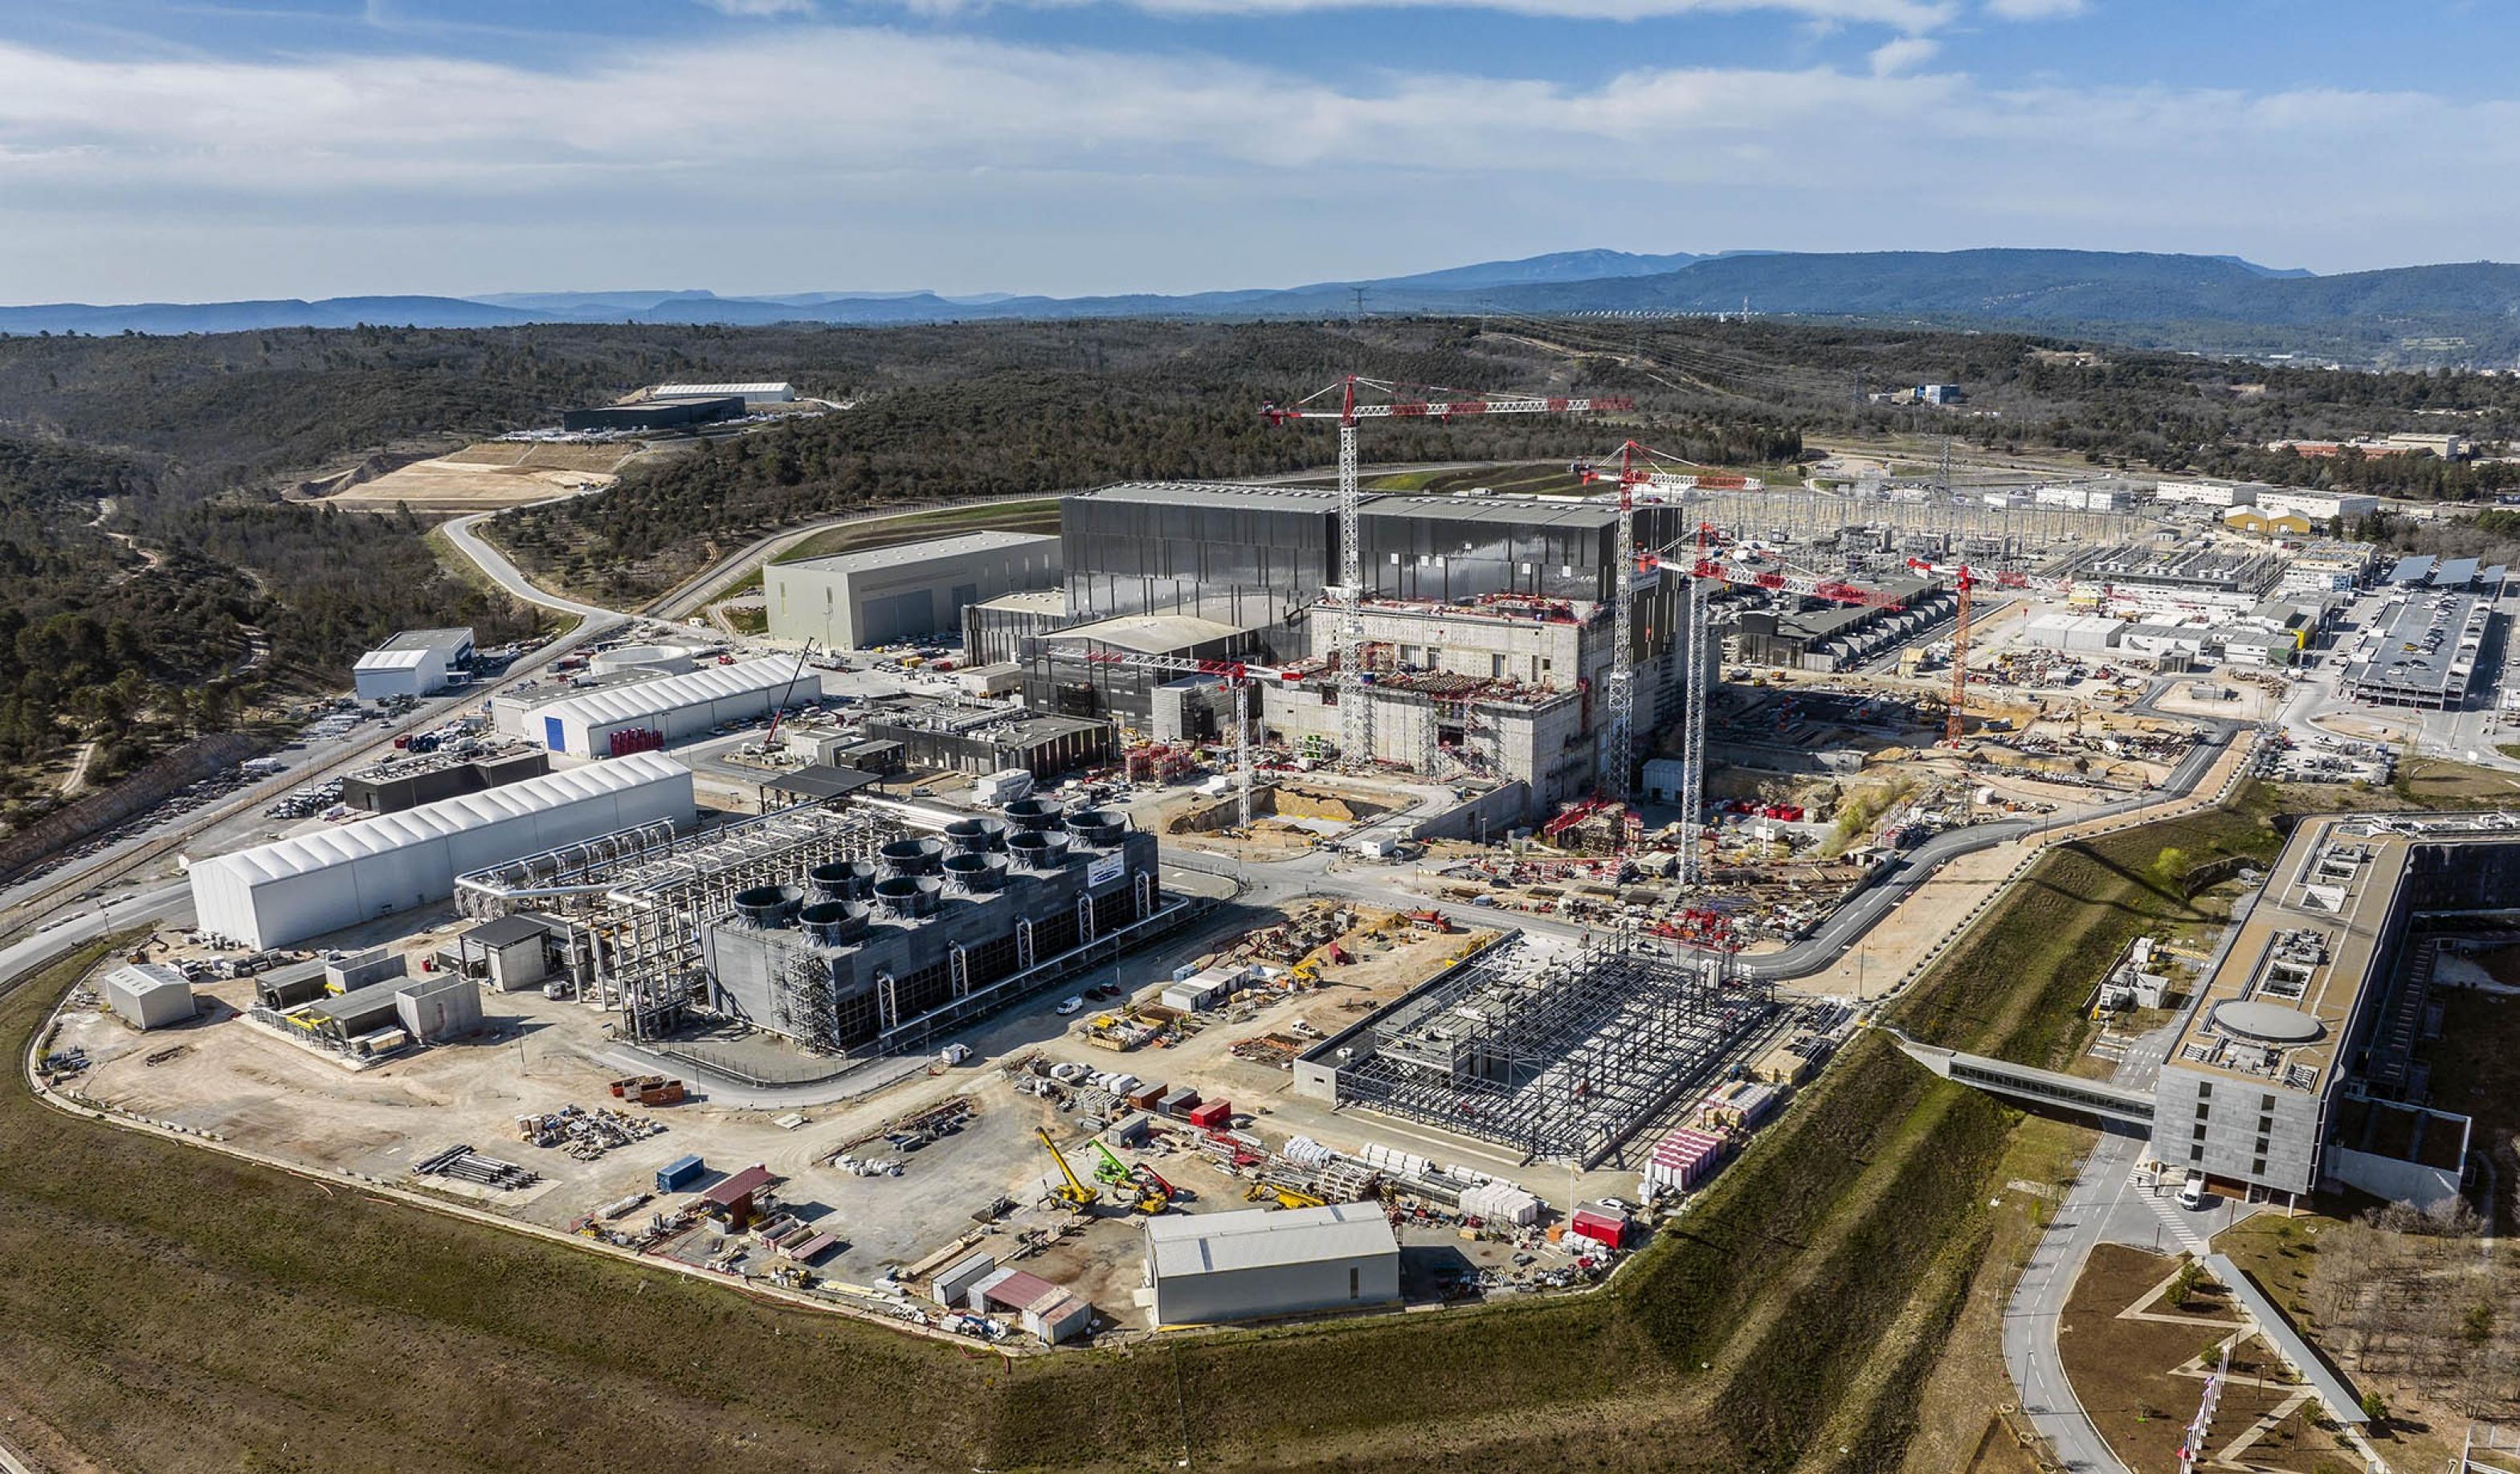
top-left (1, 0), bottom-right (2515, 301)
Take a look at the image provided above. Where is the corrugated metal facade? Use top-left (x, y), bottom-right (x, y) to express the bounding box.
top-left (188, 753), bottom-right (694, 948)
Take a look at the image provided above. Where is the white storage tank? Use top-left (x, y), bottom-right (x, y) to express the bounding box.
top-left (101, 962), bottom-right (197, 1031)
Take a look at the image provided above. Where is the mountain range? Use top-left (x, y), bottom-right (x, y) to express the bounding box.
top-left (6, 248), bottom-right (2514, 358)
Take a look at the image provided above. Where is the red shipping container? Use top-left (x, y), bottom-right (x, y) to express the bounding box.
top-left (1186, 1100), bottom-right (1231, 1129)
top-left (1568, 1207), bottom-right (1626, 1248)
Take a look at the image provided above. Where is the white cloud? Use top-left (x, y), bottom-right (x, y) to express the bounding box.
top-left (697, 0), bottom-right (818, 14)
top-left (1869, 35), bottom-right (1938, 75)
top-left (0, 29), bottom-right (2509, 298)
top-left (1983, 0), bottom-right (2085, 17)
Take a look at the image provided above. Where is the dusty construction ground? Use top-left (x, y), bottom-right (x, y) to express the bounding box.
top-left (321, 441), bottom-right (661, 511)
top-left (45, 909), bottom-right (1653, 1342)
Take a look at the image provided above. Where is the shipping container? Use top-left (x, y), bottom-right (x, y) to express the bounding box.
top-left (656, 1153), bottom-right (706, 1193)
top-left (1186, 1099), bottom-right (1231, 1130)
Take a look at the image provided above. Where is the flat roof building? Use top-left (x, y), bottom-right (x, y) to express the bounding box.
top-left (766, 531), bottom-right (1062, 651)
top-left (562, 396), bottom-right (745, 434)
top-left (2154, 812), bottom-right (2520, 1202)
top-left (529, 657), bottom-right (809, 759)
top-left (353, 627), bottom-right (475, 702)
top-left (650, 382), bottom-right (793, 403)
top-left (1142, 1202), bottom-right (1399, 1327)
top-left (2340, 593), bottom-right (2493, 709)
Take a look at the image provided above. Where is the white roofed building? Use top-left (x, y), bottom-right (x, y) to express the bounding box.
top-left (650, 382), bottom-right (793, 403)
top-left (187, 753), bottom-right (693, 948)
top-left (352, 627), bottom-right (474, 701)
top-left (1141, 1202), bottom-right (1399, 1327)
top-left (529, 657), bottom-right (811, 759)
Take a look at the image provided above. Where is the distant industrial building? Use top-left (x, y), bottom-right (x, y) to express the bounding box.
top-left (562, 396), bottom-right (745, 434)
top-left (2089, 544), bottom-right (2286, 617)
top-left (2340, 594), bottom-right (2494, 709)
top-left (766, 531), bottom-right (1063, 650)
top-left (853, 694), bottom-right (1111, 778)
top-left (2276, 540), bottom-right (2378, 596)
top-left (649, 382), bottom-right (793, 404)
top-left (1141, 1202), bottom-right (1399, 1327)
top-left (102, 962), bottom-right (197, 1031)
top-left (962, 590), bottom-right (1072, 667)
top-left (341, 747), bottom-right (549, 815)
top-left (528, 657), bottom-right (808, 759)
top-left (2256, 488), bottom-right (2379, 524)
top-left (187, 753), bottom-right (694, 949)
top-left (2153, 479), bottom-right (2264, 508)
top-left (1730, 576), bottom-right (1952, 672)
top-left (353, 627), bottom-right (475, 701)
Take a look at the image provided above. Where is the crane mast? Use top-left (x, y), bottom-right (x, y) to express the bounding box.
top-left (1264, 377), bottom-right (1630, 773)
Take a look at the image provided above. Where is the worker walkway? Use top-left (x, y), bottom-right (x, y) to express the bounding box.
top-left (1890, 1035), bottom-right (2159, 1127)
top-left (2207, 1251), bottom-right (2369, 1427)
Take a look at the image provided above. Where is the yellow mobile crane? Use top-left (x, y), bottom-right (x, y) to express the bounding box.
top-left (1035, 1127), bottom-right (1097, 1210)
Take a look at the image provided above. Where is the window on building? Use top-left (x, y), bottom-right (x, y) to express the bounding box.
top-left (2189, 1145), bottom-right (2204, 1162)
top-left (2261, 1093), bottom-right (2276, 1111)
top-left (2195, 1104), bottom-right (2210, 1121)
top-left (2191, 1124), bottom-right (2207, 1141)
top-left (2198, 1083), bottom-right (2212, 1099)
top-left (2256, 1136), bottom-right (2270, 1154)
top-left (1350, 1266), bottom-right (1360, 1300)
top-left (2252, 1158), bottom-right (2267, 1176)
top-left (2258, 1114), bottom-right (2274, 1134)
top-left (1491, 654), bottom-right (1506, 678)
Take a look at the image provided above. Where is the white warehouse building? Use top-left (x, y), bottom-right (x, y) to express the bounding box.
top-left (1142, 1202), bottom-right (1400, 1327)
top-left (187, 753), bottom-right (694, 949)
top-left (529, 657), bottom-right (810, 759)
top-left (650, 382), bottom-right (793, 404)
top-left (352, 627), bottom-right (475, 701)
top-left (766, 531), bottom-right (1063, 650)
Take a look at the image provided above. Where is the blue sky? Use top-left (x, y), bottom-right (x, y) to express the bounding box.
top-left (2, 0), bottom-right (2515, 300)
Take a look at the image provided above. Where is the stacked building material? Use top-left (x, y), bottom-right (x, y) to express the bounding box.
top-left (1643, 1125), bottom-right (1731, 1195)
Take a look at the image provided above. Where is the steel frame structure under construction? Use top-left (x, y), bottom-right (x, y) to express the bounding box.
top-left (454, 804), bottom-right (906, 1040)
top-left (1329, 936), bottom-right (1774, 1168)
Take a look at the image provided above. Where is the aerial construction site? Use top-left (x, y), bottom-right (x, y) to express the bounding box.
top-left (28, 372), bottom-right (2483, 1370)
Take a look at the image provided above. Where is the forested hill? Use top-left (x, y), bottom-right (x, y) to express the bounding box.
top-left (9, 249), bottom-right (2518, 361)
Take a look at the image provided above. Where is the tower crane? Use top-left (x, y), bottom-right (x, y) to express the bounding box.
top-left (1262, 377), bottom-right (1630, 769)
top-left (1060, 647), bottom-right (1297, 827)
top-left (1900, 560), bottom-right (2097, 746)
top-left (1636, 527), bottom-right (1916, 884)
top-left (1569, 440), bottom-right (1768, 843)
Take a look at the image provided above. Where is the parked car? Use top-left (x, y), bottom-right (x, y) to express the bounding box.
top-left (1054, 996), bottom-right (1085, 1016)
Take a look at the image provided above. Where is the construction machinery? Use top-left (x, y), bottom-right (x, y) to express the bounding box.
top-left (1244, 1182), bottom-right (1327, 1211)
top-left (1263, 376), bottom-right (1630, 768)
top-left (1902, 557), bottom-right (2091, 747)
top-left (1088, 1139), bottom-right (1173, 1215)
top-left (1035, 1127), bottom-right (1098, 1210)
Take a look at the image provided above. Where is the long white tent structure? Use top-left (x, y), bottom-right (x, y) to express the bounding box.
top-left (188, 753), bottom-right (695, 948)
top-left (531, 657), bottom-right (806, 759)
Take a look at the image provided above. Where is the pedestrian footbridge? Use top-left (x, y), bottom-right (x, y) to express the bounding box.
top-left (1891, 1035), bottom-right (2157, 1128)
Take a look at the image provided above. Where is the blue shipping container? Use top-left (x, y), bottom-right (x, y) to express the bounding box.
top-left (656, 1153), bottom-right (705, 1193)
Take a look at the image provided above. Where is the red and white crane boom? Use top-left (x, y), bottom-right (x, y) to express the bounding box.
top-left (1264, 376), bottom-right (1629, 769)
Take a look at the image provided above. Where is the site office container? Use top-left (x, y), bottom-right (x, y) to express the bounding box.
top-left (1186, 1100), bottom-right (1231, 1130)
top-left (1568, 1206), bottom-right (1628, 1248)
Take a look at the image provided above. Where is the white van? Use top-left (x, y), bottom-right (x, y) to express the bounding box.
top-left (2176, 1170), bottom-right (2210, 1211)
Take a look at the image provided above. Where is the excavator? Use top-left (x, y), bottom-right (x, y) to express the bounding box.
top-left (1088, 1139), bottom-right (1171, 1215)
top-left (1034, 1127), bottom-right (1097, 1211)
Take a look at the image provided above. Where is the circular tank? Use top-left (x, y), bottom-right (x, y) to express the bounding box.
top-left (878, 836), bottom-right (945, 876)
top-left (797, 900), bottom-right (870, 946)
top-left (942, 852), bottom-right (1007, 893)
top-left (588, 643), bottom-right (697, 678)
top-left (1003, 797), bottom-right (1065, 833)
top-left (871, 876), bottom-right (941, 919)
top-left (944, 816), bottom-right (1009, 854)
top-left (1007, 830), bottom-right (1073, 872)
top-left (732, 884), bottom-right (802, 929)
top-left (1067, 809), bottom-right (1129, 849)
top-left (808, 859), bottom-right (877, 901)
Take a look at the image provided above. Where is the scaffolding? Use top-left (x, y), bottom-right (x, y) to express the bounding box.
top-left (1332, 935), bottom-right (1774, 1168)
top-left (453, 805), bottom-right (906, 1041)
